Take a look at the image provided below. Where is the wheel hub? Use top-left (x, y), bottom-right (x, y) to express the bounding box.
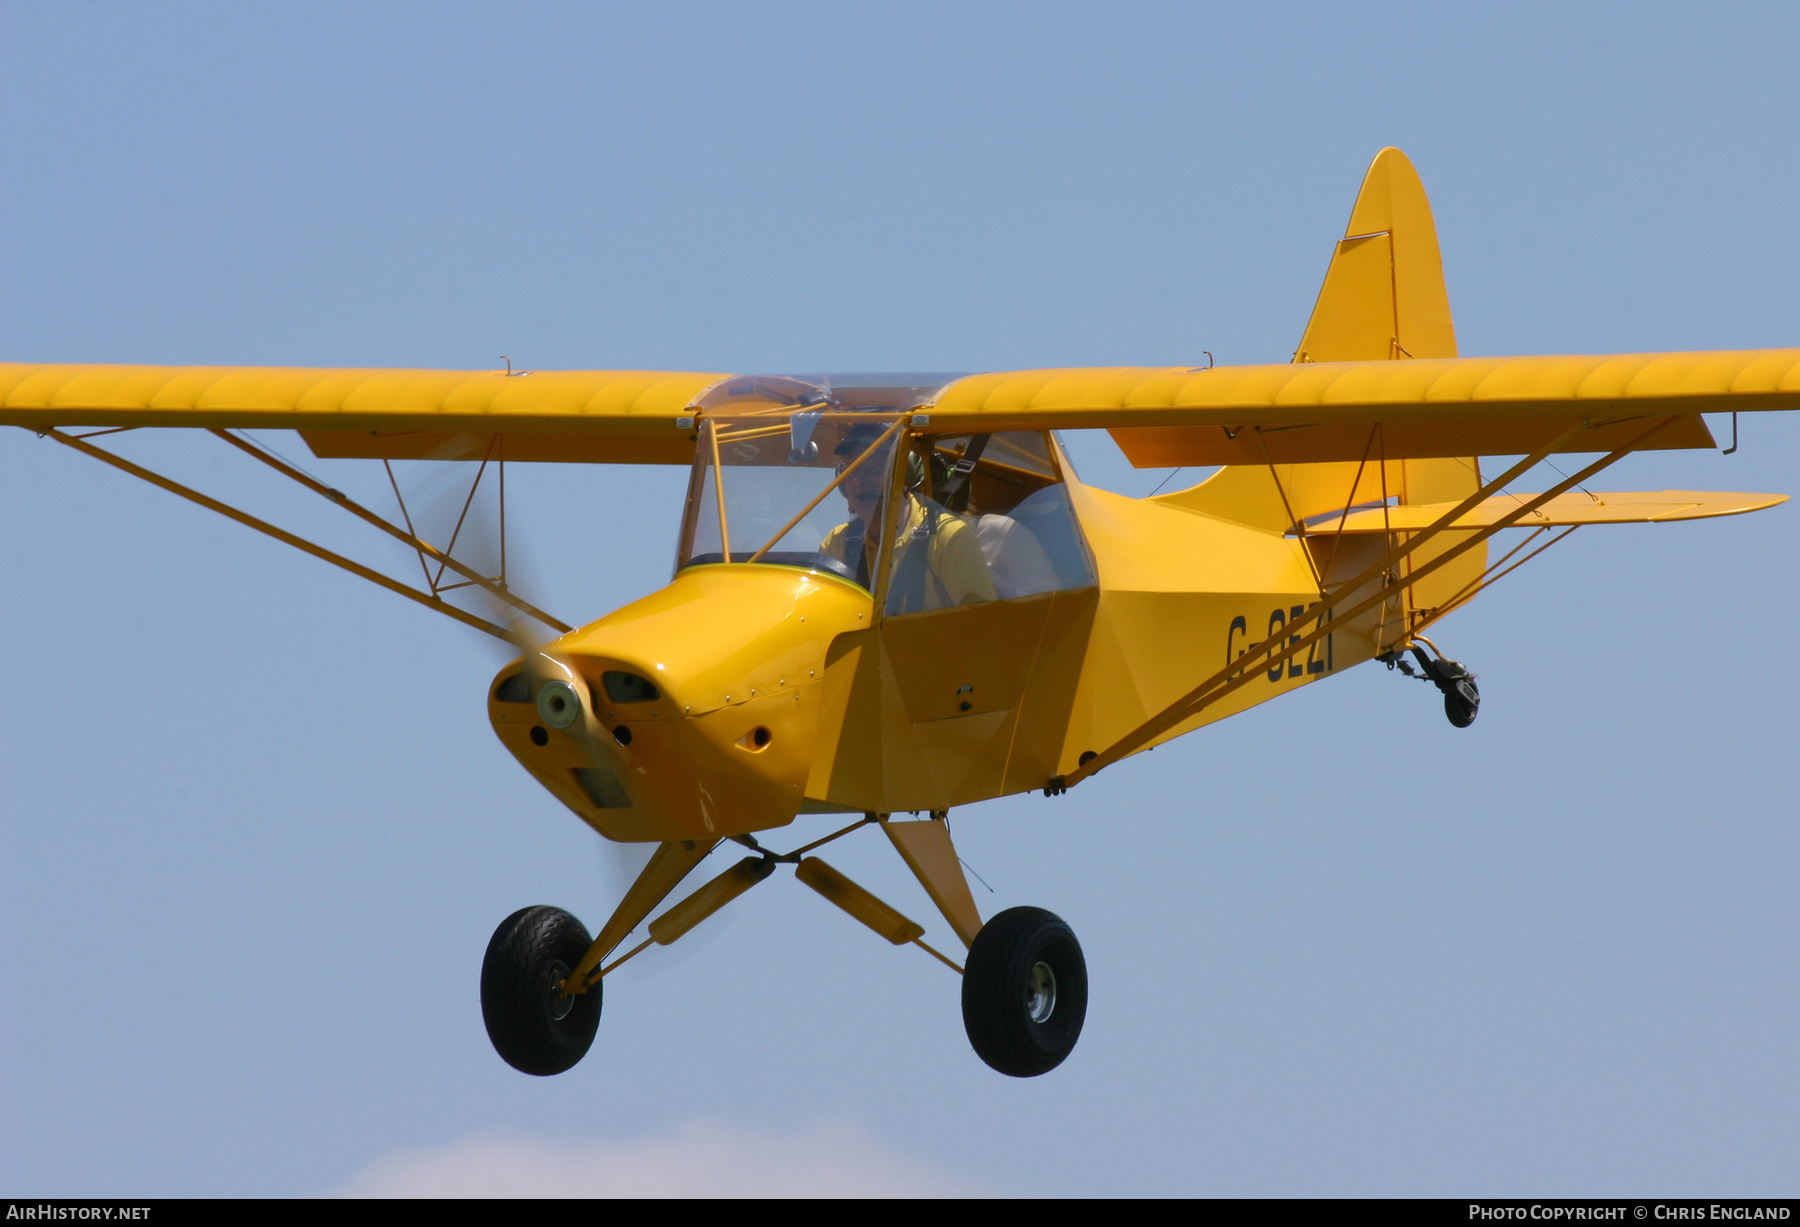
top-left (546, 960), bottom-right (575, 1021)
top-left (1026, 961), bottom-right (1057, 1023)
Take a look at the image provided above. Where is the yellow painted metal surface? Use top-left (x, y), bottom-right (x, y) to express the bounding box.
top-left (585, 839), bottom-right (717, 964)
top-left (647, 857), bottom-right (772, 945)
top-left (802, 585), bottom-right (1100, 813)
top-left (489, 564), bottom-right (872, 841)
top-left (930, 351), bottom-right (1800, 432)
top-left (1108, 411), bottom-right (1717, 466)
top-left (1331, 490), bottom-right (1789, 531)
top-left (1053, 473), bottom-right (1340, 763)
top-left (882, 818), bottom-right (983, 948)
top-left (794, 858), bottom-right (926, 945)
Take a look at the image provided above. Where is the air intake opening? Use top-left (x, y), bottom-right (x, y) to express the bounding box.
top-left (494, 673), bottom-right (534, 703)
top-left (603, 671), bottom-right (661, 703)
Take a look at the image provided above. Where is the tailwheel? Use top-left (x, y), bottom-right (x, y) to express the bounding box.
top-left (480, 905), bottom-right (601, 1076)
top-left (961, 906), bottom-right (1087, 1077)
top-left (1382, 640), bottom-right (1480, 729)
top-left (1441, 672), bottom-right (1479, 728)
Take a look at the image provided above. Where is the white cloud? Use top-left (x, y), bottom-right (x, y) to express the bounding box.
top-left (335, 1120), bottom-right (998, 1199)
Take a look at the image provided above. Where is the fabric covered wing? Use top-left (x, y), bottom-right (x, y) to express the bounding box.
top-left (0, 364), bottom-right (726, 464)
top-left (923, 349), bottom-right (1800, 462)
top-left (9, 351), bottom-right (1800, 465)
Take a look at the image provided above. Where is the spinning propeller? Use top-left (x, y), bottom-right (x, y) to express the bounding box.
top-left (389, 458), bottom-right (659, 897)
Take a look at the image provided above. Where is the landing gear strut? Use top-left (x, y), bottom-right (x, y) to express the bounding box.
top-left (1382, 638), bottom-right (1480, 728)
top-left (478, 821), bottom-right (1091, 1079)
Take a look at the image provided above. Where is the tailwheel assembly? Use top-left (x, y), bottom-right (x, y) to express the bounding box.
top-left (480, 905), bottom-right (602, 1075)
top-left (961, 906), bottom-right (1088, 1077)
top-left (1382, 637), bottom-right (1480, 728)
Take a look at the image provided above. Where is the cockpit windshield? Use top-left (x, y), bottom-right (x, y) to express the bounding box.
top-left (677, 410), bottom-right (905, 585)
top-left (674, 374), bottom-right (1097, 607)
top-left (675, 374), bottom-right (962, 589)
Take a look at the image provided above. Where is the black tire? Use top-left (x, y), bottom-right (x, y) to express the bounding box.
top-left (961, 906), bottom-right (1087, 1077)
top-left (480, 905), bottom-right (601, 1076)
top-left (1444, 677), bottom-right (1479, 728)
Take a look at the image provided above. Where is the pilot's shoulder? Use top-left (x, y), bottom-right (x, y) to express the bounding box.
top-left (934, 510), bottom-right (979, 543)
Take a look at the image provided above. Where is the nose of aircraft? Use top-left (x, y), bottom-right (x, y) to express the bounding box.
top-left (487, 564), bottom-right (872, 842)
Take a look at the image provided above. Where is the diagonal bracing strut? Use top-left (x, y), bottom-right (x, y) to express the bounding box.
top-left (208, 429), bottom-right (570, 633)
top-left (32, 426), bottom-right (523, 640)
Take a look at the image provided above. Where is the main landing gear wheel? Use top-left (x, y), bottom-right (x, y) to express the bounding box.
top-left (481, 905), bottom-right (601, 1076)
top-left (961, 906), bottom-right (1088, 1077)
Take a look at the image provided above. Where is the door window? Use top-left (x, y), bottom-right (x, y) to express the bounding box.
top-left (881, 431), bottom-right (1096, 616)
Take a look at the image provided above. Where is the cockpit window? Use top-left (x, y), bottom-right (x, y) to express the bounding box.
top-left (879, 431), bottom-right (1097, 616)
top-left (674, 374), bottom-right (1096, 612)
top-left (676, 411), bottom-right (904, 589)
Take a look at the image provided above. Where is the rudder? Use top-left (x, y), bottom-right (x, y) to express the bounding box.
top-left (1164, 147), bottom-right (1485, 653)
top-left (1293, 146), bottom-right (1457, 364)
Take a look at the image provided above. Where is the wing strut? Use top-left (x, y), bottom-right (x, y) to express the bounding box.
top-left (1405, 523), bottom-right (1580, 638)
top-left (209, 429), bottom-right (570, 633)
top-left (31, 426), bottom-right (527, 641)
top-left (1050, 414), bottom-right (1682, 793)
top-left (1255, 427), bottom-right (1326, 594)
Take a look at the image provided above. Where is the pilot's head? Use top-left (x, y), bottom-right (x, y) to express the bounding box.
top-left (835, 423), bottom-right (890, 527)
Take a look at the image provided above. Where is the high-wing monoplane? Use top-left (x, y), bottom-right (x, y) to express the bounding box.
top-left (6, 148), bottom-right (1793, 1077)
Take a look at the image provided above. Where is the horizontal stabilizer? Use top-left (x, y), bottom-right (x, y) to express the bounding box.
top-left (1316, 490), bottom-right (1787, 533)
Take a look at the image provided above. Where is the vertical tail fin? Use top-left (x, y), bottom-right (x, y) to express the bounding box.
top-left (1294, 147), bottom-right (1458, 363)
top-left (1167, 147), bottom-right (1484, 651)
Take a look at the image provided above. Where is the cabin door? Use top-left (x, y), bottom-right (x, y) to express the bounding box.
top-left (868, 431), bottom-right (1099, 809)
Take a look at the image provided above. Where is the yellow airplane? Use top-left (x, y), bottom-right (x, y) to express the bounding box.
top-left (4, 148), bottom-right (1794, 1079)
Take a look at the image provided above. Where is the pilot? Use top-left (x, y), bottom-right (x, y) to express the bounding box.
top-left (820, 423), bottom-right (996, 612)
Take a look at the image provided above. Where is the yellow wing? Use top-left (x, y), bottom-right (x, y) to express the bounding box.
top-left (0, 364), bottom-right (726, 463)
top-left (924, 349), bottom-right (1800, 462)
top-left (8, 351), bottom-right (1799, 465)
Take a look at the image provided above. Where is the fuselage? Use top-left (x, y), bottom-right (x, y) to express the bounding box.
top-left (489, 416), bottom-right (1445, 842)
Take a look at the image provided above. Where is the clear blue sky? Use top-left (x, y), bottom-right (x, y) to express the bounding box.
top-left (3, 1), bottom-right (1796, 1196)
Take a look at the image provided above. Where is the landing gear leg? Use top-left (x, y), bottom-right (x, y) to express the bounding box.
top-left (480, 838), bottom-right (718, 1075)
top-left (880, 814), bottom-right (1084, 1075)
top-left (1381, 637), bottom-right (1480, 728)
top-left (884, 813), bottom-right (983, 949)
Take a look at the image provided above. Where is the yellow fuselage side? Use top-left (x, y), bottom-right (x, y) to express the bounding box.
top-left (490, 463), bottom-right (1392, 843)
